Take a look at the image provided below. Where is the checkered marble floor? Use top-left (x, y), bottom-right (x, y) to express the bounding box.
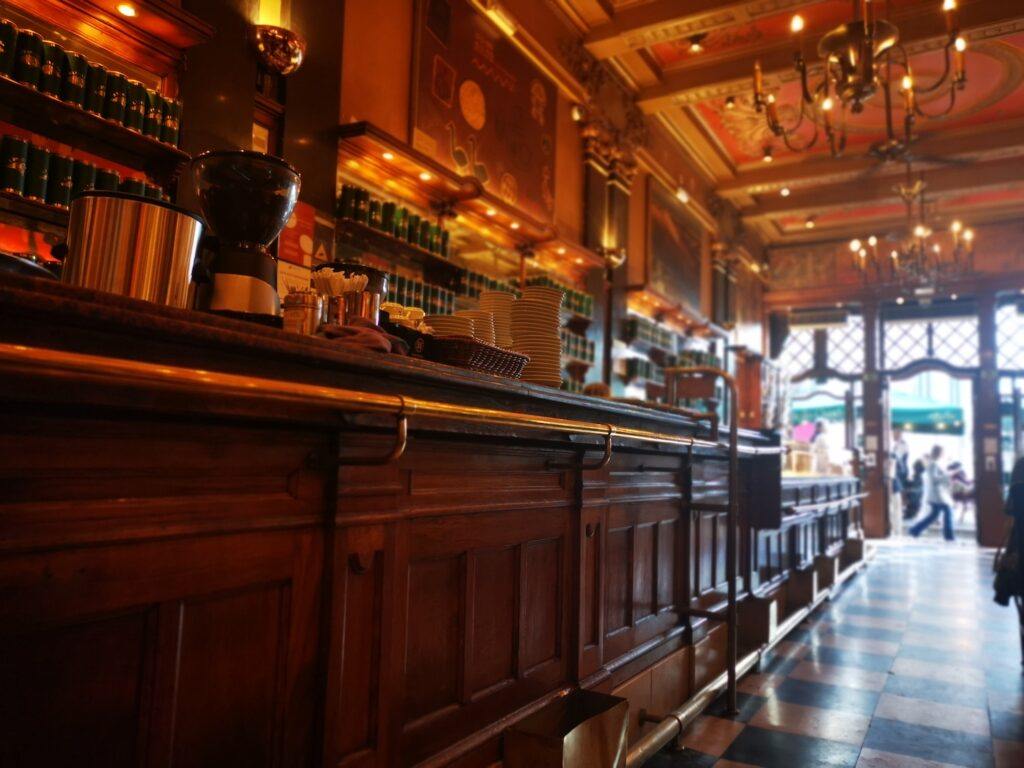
top-left (649, 540), bottom-right (1024, 768)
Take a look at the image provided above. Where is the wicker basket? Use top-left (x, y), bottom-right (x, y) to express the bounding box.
top-left (425, 334), bottom-right (530, 379)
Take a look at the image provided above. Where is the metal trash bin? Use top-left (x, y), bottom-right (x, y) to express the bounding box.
top-left (505, 690), bottom-right (628, 768)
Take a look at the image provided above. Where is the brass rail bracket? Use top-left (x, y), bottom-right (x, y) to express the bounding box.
top-left (546, 426), bottom-right (614, 471)
top-left (309, 410), bottom-right (408, 468)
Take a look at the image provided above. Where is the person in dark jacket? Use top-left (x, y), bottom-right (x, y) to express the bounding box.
top-left (994, 456), bottom-right (1024, 667)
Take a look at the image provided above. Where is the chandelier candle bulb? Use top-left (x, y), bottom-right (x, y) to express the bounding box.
top-left (753, 61), bottom-right (764, 102)
top-left (954, 37), bottom-right (966, 82)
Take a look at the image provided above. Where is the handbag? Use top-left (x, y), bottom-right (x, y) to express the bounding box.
top-left (993, 518), bottom-right (1020, 606)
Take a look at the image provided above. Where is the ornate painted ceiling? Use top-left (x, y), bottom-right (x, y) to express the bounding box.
top-left (557, 0), bottom-right (1024, 250)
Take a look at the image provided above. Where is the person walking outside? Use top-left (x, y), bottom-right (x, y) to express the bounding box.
top-left (910, 444), bottom-right (955, 541)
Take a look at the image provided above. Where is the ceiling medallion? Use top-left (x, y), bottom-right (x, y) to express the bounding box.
top-left (752, 0), bottom-right (967, 159)
top-left (849, 160), bottom-right (975, 289)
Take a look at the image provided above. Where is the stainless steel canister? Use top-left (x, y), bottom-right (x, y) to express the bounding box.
top-left (282, 289), bottom-right (322, 335)
top-left (62, 191), bottom-right (204, 308)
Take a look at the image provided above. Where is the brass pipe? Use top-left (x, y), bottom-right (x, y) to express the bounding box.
top-left (625, 649), bottom-right (760, 766)
top-left (0, 343), bottom-right (786, 460)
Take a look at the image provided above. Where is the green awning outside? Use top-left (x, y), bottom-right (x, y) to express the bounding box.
top-left (792, 391), bottom-right (964, 435)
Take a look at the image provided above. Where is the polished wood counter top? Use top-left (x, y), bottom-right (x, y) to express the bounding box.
top-left (0, 274), bottom-right (773, 450)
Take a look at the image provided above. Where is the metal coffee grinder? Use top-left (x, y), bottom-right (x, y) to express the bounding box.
top-left (191, 149), bottom-right (300, 321)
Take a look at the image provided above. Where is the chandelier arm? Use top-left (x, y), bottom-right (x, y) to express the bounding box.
top-left (797, 54), bottom-right (815, 105)
top-left (913, 84), bottom-right (957, 119)
top-left (781, 121), bottom-right (819, 152)
top-left (911, 40), bottom-right (955, 95)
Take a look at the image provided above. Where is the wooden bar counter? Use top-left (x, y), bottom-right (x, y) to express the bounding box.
top-left (0, 275), bottom-right (865, 768)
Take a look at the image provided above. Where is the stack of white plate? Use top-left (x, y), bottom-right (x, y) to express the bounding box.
top-left (512, 285), bottom-right (564, 387)
top-left (479, 290), bottom-right (515, 348)
top-left (426, 315), bottom-right (474, 338)
top-left (455, 310), bottom-right (496, 345)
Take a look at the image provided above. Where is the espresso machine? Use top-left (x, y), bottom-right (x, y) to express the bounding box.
top-left (191, 150), bottom-right (300, 320)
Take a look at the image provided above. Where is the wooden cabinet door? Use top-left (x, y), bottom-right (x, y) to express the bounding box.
top-left (0, 412), bottom-right (327, 768)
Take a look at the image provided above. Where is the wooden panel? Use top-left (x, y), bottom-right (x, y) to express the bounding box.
top-left (605, 525), bottom-right (633, 634)
top-left (611, 670), bottom-right (652, 746)
top-left (693, 623), bottom-right (726, 691)
top-left (521, 538), bottom-right (561, 673)
top-left (468, 546), bottom-right (517, 695)
top-left (633, 522), bottom-right (656, 622)
top-left (174, 584), bottom-right (289, 766)
top-left (649, 646), bottom-right (691, 717)
top-left (404, 556), bottom-right (462, 723)
top-left (0, 609), bottom-right (150, 765)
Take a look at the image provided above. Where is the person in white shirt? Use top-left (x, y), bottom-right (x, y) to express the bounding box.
top-left (811, 420), bottom-right (831, 474)
top-left (909, 444), bottom-right (955, 541)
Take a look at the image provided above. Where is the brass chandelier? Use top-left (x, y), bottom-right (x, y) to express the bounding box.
top-left (752, 0), bottom-right (967, 159)
top-left (849, 162), bottom-right (975, 287)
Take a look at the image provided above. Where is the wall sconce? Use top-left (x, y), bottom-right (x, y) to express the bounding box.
top-left (253, 24), bottom-right (306, 76)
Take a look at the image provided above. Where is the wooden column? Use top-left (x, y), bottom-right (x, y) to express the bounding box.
top-left (861, 300), bottom-right (888, 538)
top-left (974, 291), bottom-right (1004, 547)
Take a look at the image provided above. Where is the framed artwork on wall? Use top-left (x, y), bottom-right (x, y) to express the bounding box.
top-left (642, 176), bottom-right (704, 316)
top-left (409, 0), bottom-right (557, 224)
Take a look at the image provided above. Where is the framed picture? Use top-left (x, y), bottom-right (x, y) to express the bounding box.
top-left (644, 176), bottom-right (704, 314)
top-left (410, 0), bottom-right (557, 224)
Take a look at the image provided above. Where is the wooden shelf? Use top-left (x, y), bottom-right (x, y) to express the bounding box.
top-left (0, 190), bottom-right (68, 229)
top-left (0, 75), bottom-right (190, 186)
top-left (4, 1), bottom-right (214, 77)
top-left (335, 217), bottom-right (465, 292)
top-left (338, 121), bottom-right (557, 248)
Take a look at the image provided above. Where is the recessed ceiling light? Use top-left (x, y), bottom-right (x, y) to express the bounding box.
top-left (688, 34), bottom-right (706, 54)
top-left (780, 187), bottom-right (790, 197)
top-left (117, 3), bottom-right (137, 17)
top-left (762, 146), bottom-right (774, 163)
top-left (557, 247), bottom-right (566, 255)
top-left (725, 96), bottom-right (736, 110)
top-left (418, 171), bottom-right (432, 181)
top-left (676, 186), bottom-right (690, 203)
top-left (382, 151), bottom-right (394, 161)
top-left (804, 216), bottom-right (816, 229)
top-left (510, 222), bottom-right (520, 230)
top-left (951, 293), bottom-right (959, 300)
top-left (790, 15), bottom-right (805, 34)
top-left (486, 208), bottom-right (496, 217)
top-left (896, 296), bottom-right (905, 305)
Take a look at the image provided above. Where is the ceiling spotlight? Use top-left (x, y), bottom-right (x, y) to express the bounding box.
top-left (896, 296), bottom-right (905, 305)
top-left (557, 247), bottom-right (566, 255)
top-left (804, 216), bottom-right (816, 229)
top-left (951, 293), bottom-right (959, 300)
top-left (688, 34), bottom-right (706, 54)
top-left (676, 186), bottom-right (690, 204)
top-left (943, 0), bottom-right (957, 10)
top-left (510, 221), bottom-right (520, 230)
top-left (780, 186), bottom-right (791, 197)
top-left (418, 171), bottom-right (432, 181)
top-left (485, 208), bottom-right (496, 217)
top-left (725, 96), bottom-right (736, 110)
top-left (790, 14), bottom-right (805, 34)
top-left (117, 3), bottom-right (137, 17)
top-left (382, 151), bottom-right (394, 161)
top-left (762, 146), bottom-right (774, 163)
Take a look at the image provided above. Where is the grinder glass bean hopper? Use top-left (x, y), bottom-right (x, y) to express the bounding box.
top-left (191, 149), bottom-right (300, 320)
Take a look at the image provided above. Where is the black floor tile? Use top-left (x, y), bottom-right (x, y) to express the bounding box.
top-left (837, 604), bottom-right (910, 620)
top-left (706, 691), bottom-right (766, 723)
top-left (882, 672), bottom-right (989, 709)
top-left (645, 747), bottom-right (717, 768)
top-left (896, 643), bottom-right (985, 667)
top-left (990, 709), bottom-right (1024, 741)
top-left (806, 645), bottom-right (894, 672)
top-left (770, 677), bottom-right (879, 716)
top-left (722, 725), bottom-right (860, 768)
top-left (830, 624), bottom-right (904, 643)
top-left (863, 717), bottom-right (994, 768)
